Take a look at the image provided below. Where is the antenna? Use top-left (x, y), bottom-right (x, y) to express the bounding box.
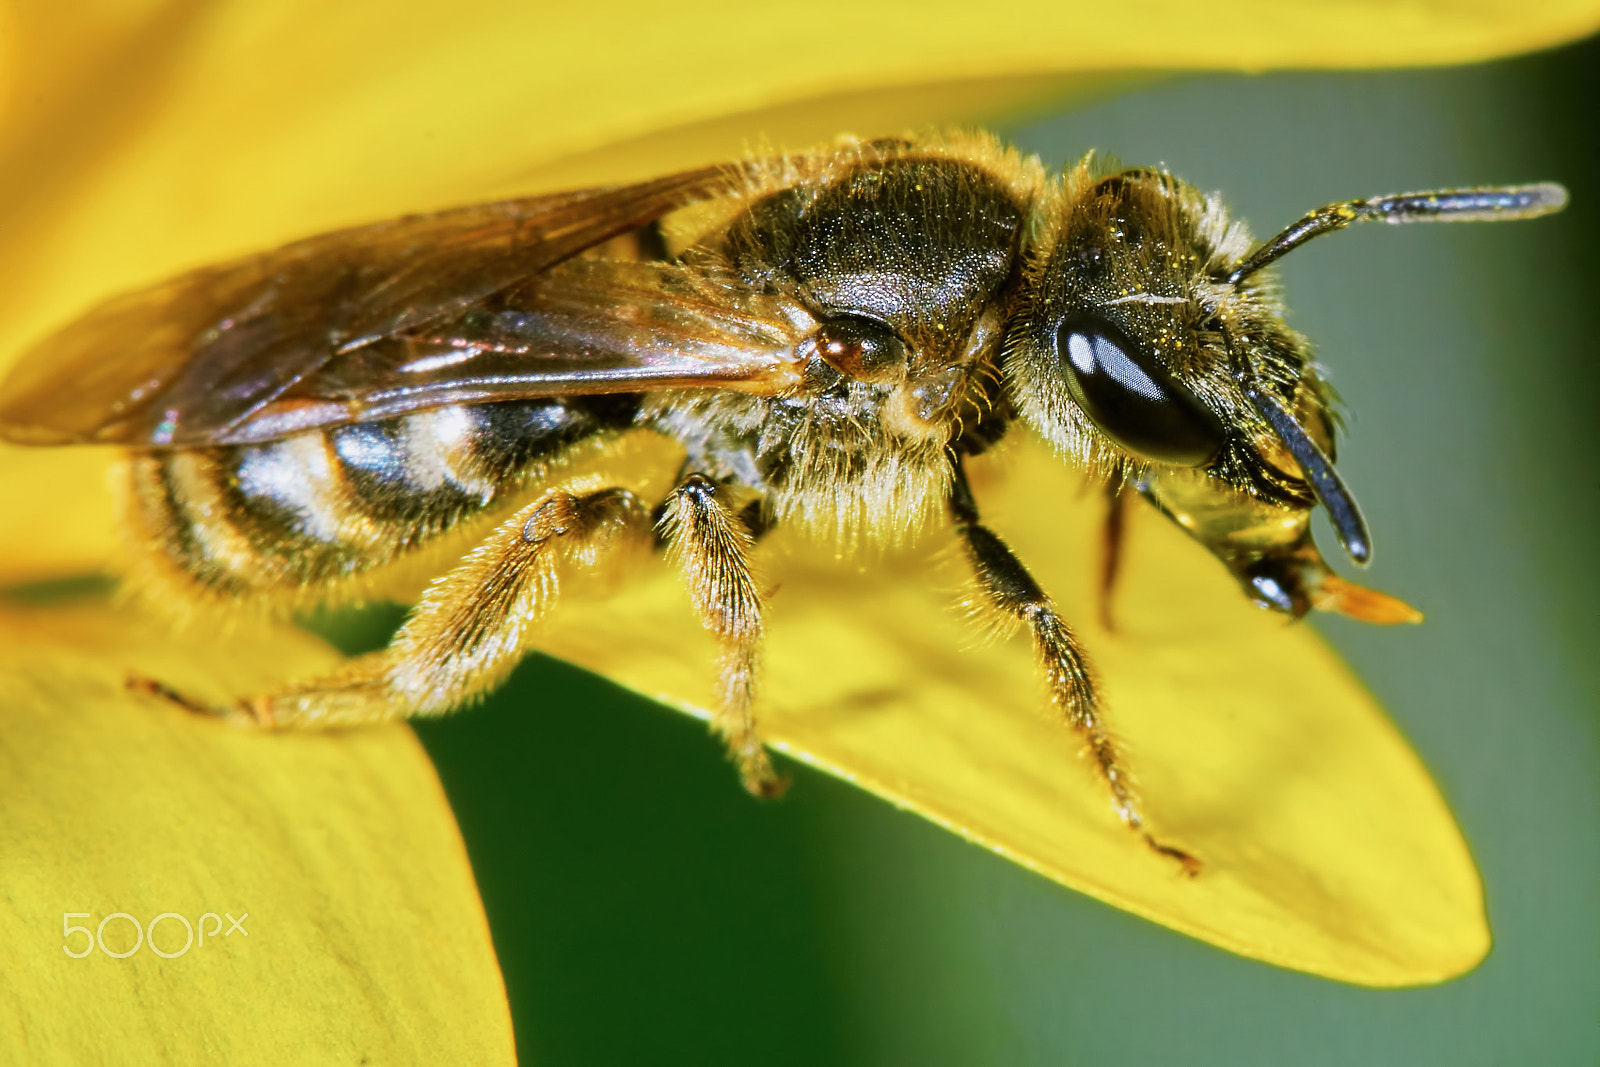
top-left (1228, 182), bottom-right (1568, 285)
top-left (1245, 387), bottom-right (1371, 566)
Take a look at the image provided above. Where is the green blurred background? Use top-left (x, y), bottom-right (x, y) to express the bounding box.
top-left (390, 36), bottom-right (1600, 1066)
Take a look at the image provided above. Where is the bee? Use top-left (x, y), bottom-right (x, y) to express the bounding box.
top-left (0, 132), bottom-right (1565, 870)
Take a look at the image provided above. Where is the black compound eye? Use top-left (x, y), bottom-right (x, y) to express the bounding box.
top-left (1055, 313), bottom-right (1225, 466)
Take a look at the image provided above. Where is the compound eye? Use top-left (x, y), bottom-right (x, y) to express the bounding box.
top-left (1055, 313), bottom-right (1225, 467)
top-left (815, 315), bottom-right (906, 382)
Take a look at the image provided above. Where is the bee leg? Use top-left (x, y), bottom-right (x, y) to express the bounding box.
top-left (125, 673), bottom-right (216, 716)
top-left (657, 475), bottom-right (784, 799)
top-left (1098, 480), bottom-right (1129, 633)
top-left (240, 485), bottom-right (650, 728)
top-left (950, 461), bottom-right (1198, 875)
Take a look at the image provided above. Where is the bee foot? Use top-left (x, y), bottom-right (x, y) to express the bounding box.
top-left (1144, 832), bottom-right (1201, 877)
top-left (236, 696), bottom-right (278, 728)
top-left (124, 673), bottom-right (280, 729)
top-left (738, 751), bottom-right (791, 799)
top-left (125, 673), bottom-right (222, 718)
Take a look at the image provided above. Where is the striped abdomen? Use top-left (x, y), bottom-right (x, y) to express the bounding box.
top-left (124, 396), bottom-right (639, 598)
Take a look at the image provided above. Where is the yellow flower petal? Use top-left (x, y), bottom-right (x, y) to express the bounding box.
top-left (0, 603), bottom-right (515, 1064)
top-left (531, 438), bottom-right (1485, 985)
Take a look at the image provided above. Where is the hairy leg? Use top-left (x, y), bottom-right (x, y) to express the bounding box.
top-left (657, 475), bottom-right (781, 797)
top-left (139, 470), bottom-right (783, 797)
top-left (226, 485), bottom-right (650, 728)
top-left (949, 458), bottom-right (1196, 874)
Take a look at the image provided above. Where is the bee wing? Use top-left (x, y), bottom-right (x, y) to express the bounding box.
top-left (203, 258), bottom-right (813, 444)
top-left (0, 164), bottom-right (806, 447)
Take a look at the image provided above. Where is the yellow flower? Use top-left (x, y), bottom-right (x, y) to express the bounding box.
top-left (2, 1), bottom-right (1596, 1061)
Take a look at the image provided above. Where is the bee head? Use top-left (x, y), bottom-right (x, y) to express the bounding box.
top-left (1006, 165), bottom-right (1238, 471)
top-left (1004, 160), bottom-right (1521, 621)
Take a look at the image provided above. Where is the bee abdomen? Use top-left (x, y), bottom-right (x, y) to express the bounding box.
top-left (125, 396), bottom-right (637, 595)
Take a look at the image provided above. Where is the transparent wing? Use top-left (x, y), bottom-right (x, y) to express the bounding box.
top-left (0, 164), bottom-right (809, 447)
top-left (205, 259), bottom-right (812, 444)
